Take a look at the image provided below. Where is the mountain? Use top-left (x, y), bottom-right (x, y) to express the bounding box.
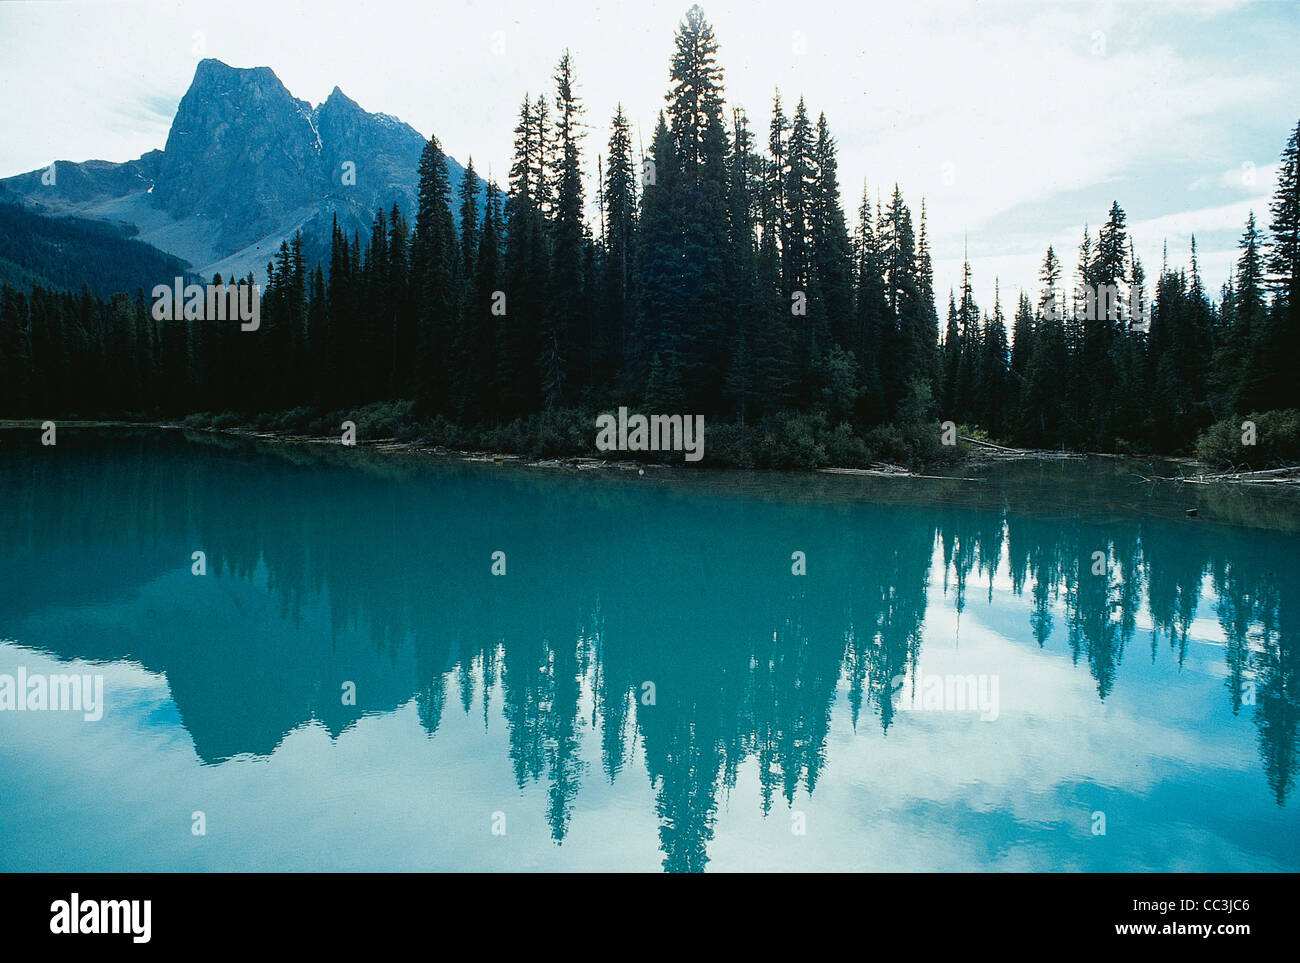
top-left (0, 59), bottom-right (477, 285)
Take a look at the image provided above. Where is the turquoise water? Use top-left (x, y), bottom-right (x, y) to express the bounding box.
top-left (1, 428), bottom-right (1297, 872)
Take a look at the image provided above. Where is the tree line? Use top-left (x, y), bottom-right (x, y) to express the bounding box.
top-left (1, 4), bottom-right (1298, 463)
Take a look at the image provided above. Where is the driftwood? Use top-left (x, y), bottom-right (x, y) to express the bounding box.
top-left (1211, 466), bottom-right (1300, 479)
top-left (1140, 464), bottom-right (1300, 486)
top-left (958, 436), bottom-right (1087, 460)
top-left (818, 467), bottom-right (982, 482)
top-left (958, 435), bottom-right (1021, 453)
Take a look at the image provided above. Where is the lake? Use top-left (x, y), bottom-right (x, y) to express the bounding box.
top-left (1, 428), bottom-right (1297, 872)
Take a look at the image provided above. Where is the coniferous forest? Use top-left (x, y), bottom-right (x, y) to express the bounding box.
top-left (2, 5), bottom-right (1298, 468)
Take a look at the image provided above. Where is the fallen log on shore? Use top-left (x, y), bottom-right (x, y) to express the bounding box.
top-left (958, 435), bottom-right (1021, 453)
top-left (958, 436), bottom-right (1087, 460)
top-left (818, 467), bottom-right (983, 482)
top-left (1146, 464), bottom-right (1300, 486)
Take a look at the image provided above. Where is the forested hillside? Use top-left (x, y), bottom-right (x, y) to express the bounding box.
top-left (0, 202), bottom-right (191, 297)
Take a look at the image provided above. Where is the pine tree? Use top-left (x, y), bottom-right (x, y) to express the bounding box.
top-left (1067, 226), bottom-right (1095, 445)
top-left (325, 215), bottom-right (352, 405)
top-left (602, 104), bottom-right (638, 379)
top-left (783, 99), bottom-right (813, 301)
top-left (499, 98), bottom-right (547, 418)
top-left (1038, 245), bottom-right (1062, 317)
top-left (1228, 211), bottom-right (1268, 414)
top-left (471, 181), bottom-right (504, 420)
top-left (545, 50), bottom-right (587, 406)
top-left (940, 289), bottom-right (960, 419)
top-left (1009, 290), bottom-right (1034, 411)
top-left (981, 281), bottom-right (1010, 437)
top-left (752, 146), bottom-right (795, 414)
top-left (724, 107), bottom-right (761, 424)
top-left (663, 3), bottom-right (731, 411)
top-left (635, 113), bottom-right (687, 408)
top-left (853, 187), bottom-right (888, 424)
top-left (914, 199), bottom-right (939, 392)
top-left (1079, 201), bottom-right (1128, 447)
top-left (1017, 248), bottom-right (1070, 446)
top-left (809, 111), bottom-right (853, 386)
top-left (879, 186), bottom-right (921, 417)
top-left (458, 158), bottom-right (480, 281)
top-left (1265, 118), bottom-right (1300, 409)
top-left (953, 251), bottom-right (980, 423)
top-left (363, 209), bottom-right (389, 400)
top-left (411, 134), bottom-right (459, 415)
top-left (386, 203), bottom-right (412, 398)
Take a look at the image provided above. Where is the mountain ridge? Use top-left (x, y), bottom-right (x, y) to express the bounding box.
top-left (0, 59), bottom-right (477, 285)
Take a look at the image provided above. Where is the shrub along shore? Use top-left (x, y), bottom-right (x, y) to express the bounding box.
top-left (7, 402), bottom-right (1298, 480)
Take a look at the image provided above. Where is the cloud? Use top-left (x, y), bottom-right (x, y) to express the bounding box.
top-left (1188, 162), bottom-right (1279, 194)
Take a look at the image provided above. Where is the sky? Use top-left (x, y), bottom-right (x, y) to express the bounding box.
top-left (1, 0), bottom-right (1297, 311)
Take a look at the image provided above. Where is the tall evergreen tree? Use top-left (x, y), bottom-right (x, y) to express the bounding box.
top-left (1265, 118), bottom-right (1300, 409)
top-left (723, 107), bottom-right (762, 424)
top-left (662, 3), bottom-right (732, 411)
top-left (602, 104), bottom-right (638, 380)
top-left (809, 111), bottom-right (853, 378)
top-left (1226, 211), bottom-right (1268, 414)
top-left (411, 134), bottom-right (460, 415)
top-left (545, 50), bottom-right (587, 406)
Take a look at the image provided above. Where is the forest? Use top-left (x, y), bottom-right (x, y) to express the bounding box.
top-left (1, 4), bottom-right (1298, 469)
top-left (0, 201), bottom-right (190, 298)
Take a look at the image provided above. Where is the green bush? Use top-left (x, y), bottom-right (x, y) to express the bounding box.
top-left (703, 423), bottom-right (758, 468)
top-left (276, 406), bottom-right (317, 433)
top-left (351, 400), bottom-right (417, 439)
top-left (1194, 410), bottom-right (1300, 468)
top-left (957, 424), bottom-right (994, 445)
top-left (525, 409), bottom-right (593, 458)
top-left (823, 421), bottom-right (873, 468)
top-left (755, 411), bottom-right (828, 469)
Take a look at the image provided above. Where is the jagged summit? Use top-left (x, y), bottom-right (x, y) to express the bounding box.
top-left (323, 85), bottom-right (359, 108)
top-left (191, 57), bottom-right (278, 80)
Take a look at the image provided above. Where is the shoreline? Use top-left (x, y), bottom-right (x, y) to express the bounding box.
top-left (7, 417), bottom-right (1299, 485)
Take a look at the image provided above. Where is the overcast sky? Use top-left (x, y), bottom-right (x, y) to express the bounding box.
top-left (1, 0), bottom-right (1297, 309)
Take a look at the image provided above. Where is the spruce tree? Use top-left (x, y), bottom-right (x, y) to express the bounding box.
top-left (1229, 211), bottom-right (1268, 413)
top-left (458, 158), bottom-right (480, 281)
top-left (724, 107), bottom-right (761, 424)
top-left (500, 98), bottom-right (547, 418)
top-left (546, 50), bottom-right (587, 406)
top-left (602, 104), bottom-right (638, 379)
top-left (411, 134), bottom-right (459, 415)
top-left (636, 114), bottom-right (688, 409)
top-left (1265, 119), bottom-right (1300, 408)
top-left (810, 113), bottom-right (853, 360)
top-left (663, 3), bottom-right (731, 412)
top-left (853, 187), bottom-right (888, 423)
top-left (981, 281), bottom-right (1010, 437)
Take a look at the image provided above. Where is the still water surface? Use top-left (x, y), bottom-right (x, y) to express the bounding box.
top-left (1, 429), bottom-right (1297, 871)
